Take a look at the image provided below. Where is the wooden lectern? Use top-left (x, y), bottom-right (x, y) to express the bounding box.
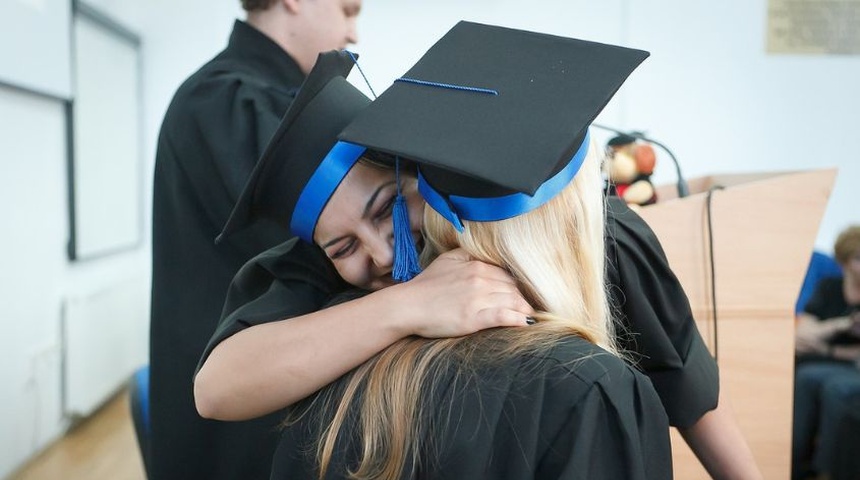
top-left (636, 169), bottom-right (837, 479)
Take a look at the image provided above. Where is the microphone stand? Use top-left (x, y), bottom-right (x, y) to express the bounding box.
top-left (591, 123), bottom-right (689, 198)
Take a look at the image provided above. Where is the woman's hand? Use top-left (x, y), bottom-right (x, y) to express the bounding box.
top-left (384, 248), bottom-right (535, 338)
top-left (196, 248), bottom-right (533, 420)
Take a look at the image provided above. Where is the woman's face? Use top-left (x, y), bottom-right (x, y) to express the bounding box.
top-left (314, 162), bottom-right (424, 291)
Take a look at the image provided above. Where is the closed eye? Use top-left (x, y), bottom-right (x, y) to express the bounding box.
top-left (320, 180), bottom-right (396, 259)
top-left (329, 239), bottom-right (356, 260)
top-left (374, 196), bottom-right (395, 221)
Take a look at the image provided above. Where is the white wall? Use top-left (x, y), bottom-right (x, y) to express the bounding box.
top-left (0, 87), bottom-right (68, 478)
top-left (0, 83), bottom-right (151, 479)
top-left (620, 0), bottom-right (858, 251)
top-left (353, 0), bottom-right (857, 251)
top-left (0, 0), bottom-right (241, 476)
top-left (1, 0), bottom-right (856, 476)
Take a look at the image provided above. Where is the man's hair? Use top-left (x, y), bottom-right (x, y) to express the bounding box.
top-left (241, 0), bottom-right (277, 12)
top-left (834, 225), bottom-right (860, 265)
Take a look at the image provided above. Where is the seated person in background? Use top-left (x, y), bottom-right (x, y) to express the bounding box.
top-left (272, 21), bottom-right (671, 479)
top-left (792, 225), bottom-right (860, 480)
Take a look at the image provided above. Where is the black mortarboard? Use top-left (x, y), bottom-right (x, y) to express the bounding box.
top-left (217, 50), bottom-right (372, 244)
top-left (339, 21), bottom-right (649, 231)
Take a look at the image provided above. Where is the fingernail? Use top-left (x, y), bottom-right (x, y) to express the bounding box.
top-left (526, 316), bottom-right (536, 325)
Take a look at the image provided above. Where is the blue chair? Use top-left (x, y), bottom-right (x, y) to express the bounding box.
top-left (796, 251), bottom-right (842, 314)
top-left (129, 364), bottom-right (151, 477)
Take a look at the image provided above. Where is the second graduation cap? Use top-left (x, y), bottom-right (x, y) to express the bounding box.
top-left (218, 50), bottom-right (373, 244)
top-left (340, 21), bottom-right (649, 231)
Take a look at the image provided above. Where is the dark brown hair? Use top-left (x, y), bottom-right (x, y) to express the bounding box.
top-left (834, 225), bottom-right (860, 265)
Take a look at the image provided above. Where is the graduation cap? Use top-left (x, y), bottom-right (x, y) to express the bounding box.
top-left (339, 21), bottom-right (649, 231)
top-left (217, 49), bottom-right (372, 244)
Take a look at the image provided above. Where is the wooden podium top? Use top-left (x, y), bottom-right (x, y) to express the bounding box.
top-left (638, 168), bottom-right (837, 324)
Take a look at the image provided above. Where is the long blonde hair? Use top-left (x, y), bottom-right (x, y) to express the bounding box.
top-left (288, 140), bottom-right (614, 479)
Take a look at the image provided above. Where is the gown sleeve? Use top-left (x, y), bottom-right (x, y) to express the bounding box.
top-left (161, 71), bottom-right (297, 257)
top-left (196, 238), bottom-right (347, 371)
top-left (605, 196), bottom-right (719, 428)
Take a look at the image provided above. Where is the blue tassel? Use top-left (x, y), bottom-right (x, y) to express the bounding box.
top-left (392, 159), bottom-right (422, 282)
top-left (343, 50), bottom-right (421, 280)
top-left (392, 193), bottom-right (422, 282)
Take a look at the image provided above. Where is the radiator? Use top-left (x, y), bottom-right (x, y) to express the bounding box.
top-left (62, 274), bottom-right (149, 418)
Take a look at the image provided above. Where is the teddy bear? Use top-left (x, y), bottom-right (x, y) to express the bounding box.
top-left (603, 134), bottom-right (658, 207)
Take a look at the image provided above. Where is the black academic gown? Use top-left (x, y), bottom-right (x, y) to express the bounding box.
top-left (150, 20), bottom-right (342, 480)
top-left (200, 198), bottom-right (719, 478)
top-left (199, 198), bottom-right (719, 433)
top-left (604, 197), bottom-right (719, 428)
top-left (270, 335), bottom-right (673, 479)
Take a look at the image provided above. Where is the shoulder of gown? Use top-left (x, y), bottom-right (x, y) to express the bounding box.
top-left (604, 196), bottom-right (719, 428)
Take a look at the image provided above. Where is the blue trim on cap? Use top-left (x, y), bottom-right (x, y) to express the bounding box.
top-left (419, 131), bottom-right (590, 230)
top-left (418, 177), bottom-right (466, 232)
top-left (291, 141), bottom-right (367, 242)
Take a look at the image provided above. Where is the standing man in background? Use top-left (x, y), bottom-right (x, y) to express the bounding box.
top-left (149, 1), bottom-right (360, 478)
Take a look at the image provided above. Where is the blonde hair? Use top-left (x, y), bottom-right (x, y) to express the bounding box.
top-left (289, 140), bottom-right (614, 479)
top-left (421, 139), bottom-right (614, 353)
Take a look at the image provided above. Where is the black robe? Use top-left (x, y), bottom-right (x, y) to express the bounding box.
top-left (271, 335), bottom-right (672, 479)
top-left (604, 197), bottom-right (719, 427)
top-left (804, 276), bottom-right (859, 328)
top-left (199, 197), bottom-right (719, 431)
top-left (150, 20), bottom-right (343, 480)
top-left (193, 197), bottom-right (714, 479)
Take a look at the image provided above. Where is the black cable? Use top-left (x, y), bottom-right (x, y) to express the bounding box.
top-left (591, 123), bottom-right (689, 198)
top-left (706, 185), bottom-right (724, 363)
